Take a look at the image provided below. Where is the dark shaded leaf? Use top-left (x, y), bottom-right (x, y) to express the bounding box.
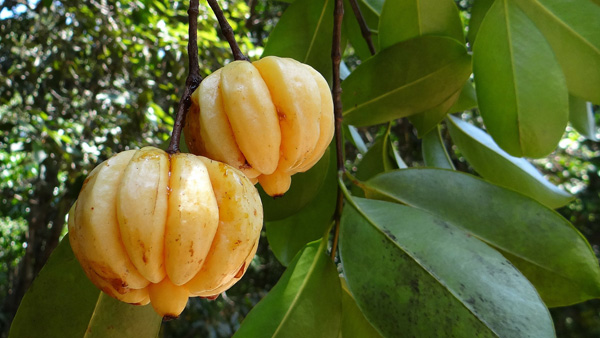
top-left (340, 197), bottom-right (554, 337)
top-left (260, 147), bottom-right (332, 222)
top-left (364, 169), bottom-right (600, 307)
top-left (9, 237), bottom-right (161, 338)
top-left (339, 278), bottom-right (382, 338)
top-left (421, 125), bottom-right (455, 169)
top-left (266, 148), bottom-right (337, 266)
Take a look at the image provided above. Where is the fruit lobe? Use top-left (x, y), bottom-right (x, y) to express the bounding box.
top-left (185, 56), bottom-right (334, 197)
top-left (68, 147), bottom-right (263, 318)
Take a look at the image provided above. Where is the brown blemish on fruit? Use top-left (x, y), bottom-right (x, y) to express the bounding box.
top-left (202, 294), bottom-right (219, 301)
top-left (234, 262), bottom-right (246, 278)
top-left (189, 241), bottom-right (194, 256)
top-left (162, 315), bottom-right (179, 322)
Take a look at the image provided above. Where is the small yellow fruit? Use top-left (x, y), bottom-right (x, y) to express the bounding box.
top-left (185, 56), bottom-right (334, 197)
top-left (68, 147), bottom-right (263, 318)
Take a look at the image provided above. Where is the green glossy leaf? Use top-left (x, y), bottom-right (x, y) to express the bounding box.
top-left (409, 80), bottom-right (478, 136)
top-left (569, 95), bottom-right (597, 141)
top-left (408, 89), bottom-right (461, 137)
top-left (513, 0), bottom-right (600, 103)
top-left (234, 240), bottom-right (341, 338)
top-left (473, 0), bottom-right (568, 158)
top-left (363, 169), bottom-right (600, 307)
top-left (10, 237), bottom-right (161, 338)
top-left (448, 80), bottom-right (478, 112)
top-left (342, 36), bottom-right (472, 126)
top-left (378, 0), bottom-right (466, 137)
top-left (363, 0), bottom-right (384, 13)
top-left (10, 237), bottom-right (99, 338)
top-left (260, 147), bottom-right (332, 222)
top-left (422, 125), bottom-right (455, 170)
top-left (355, 125), bottom-right (394, 182)
top-left (340, 197), bottom-right (554, 337)
top-left (85, 293), bottom-right (161, 338)
top-left (339, 278), bottom-right (382, 338)
top-left (266, 149), bottom-right (337, 266)
top-left (467, 0), bottom-right (494, 44)
top-left (262, 0), bottom-right (334, 82)
top-left (447, 115), bottom-right (573, 209)
top-left (379, 0), bottom-right (464, 50)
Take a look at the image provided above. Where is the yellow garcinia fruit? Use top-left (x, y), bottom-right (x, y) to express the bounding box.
top-left (67, 146), bottom-right (263, 318)
top-left (184, 56), bottom-right (334, 197)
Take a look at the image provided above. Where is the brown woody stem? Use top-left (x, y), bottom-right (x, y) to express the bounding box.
top-left (349, 0), bottom-right (376, 56)
top-left (167, 0), bottom-right (202, 155)
top-left (207, 0), bottom-right (248, 61)
top-left (330, 0), bottom-right (344, 261)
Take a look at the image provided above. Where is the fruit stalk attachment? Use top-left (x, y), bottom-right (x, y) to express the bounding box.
top-left (207, 0), bottom-right (248, 61)
top-left (330, 0), bottom-right (344, 261)
top-left (166, 0), bottom-right (202, 155)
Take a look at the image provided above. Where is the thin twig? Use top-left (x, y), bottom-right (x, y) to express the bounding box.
top-left (207, 0), bottom-right (248, 61)
top-left (349, 0), bottom-right (375, 56)
top-left (330, 0), bottom-right (344, 261)
top-left (166, 0), bottom-right (203, 154)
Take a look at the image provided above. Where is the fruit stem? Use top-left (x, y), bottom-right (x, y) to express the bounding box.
top-left (207, 0), bottom-right (248, 61)
top-left (348, 0), bottom-right (376, 56)
top-left (167, 0), bottom-right (203, 155)
top-left (330, 0), bottom-right (344, 262)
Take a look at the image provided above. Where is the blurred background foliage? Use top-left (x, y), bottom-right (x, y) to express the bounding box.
top-left (1, 0), bottom-right (599, 337)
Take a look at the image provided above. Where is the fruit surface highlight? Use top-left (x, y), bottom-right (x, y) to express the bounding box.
top-left (185, 56), bottom-right (334, 197)
top-left (68, 147), bottom-right (263, 318)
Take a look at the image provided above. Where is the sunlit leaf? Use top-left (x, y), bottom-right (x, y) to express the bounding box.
top-left (342, 36), bottom-right (471, 126)
top-left (513, 0), bottom-right (600, 103)
top-left (340, 197), bottom-right (554, 337)
top-left (378, 0), bottom-right (464, 50)
top-left (363, 169), bottom-right (600, 307)
top-left (262, 0), bottom-right (334, 82)
top-left (569, 95), bottom-right (597, 141)
top-left (473, 0), bottom-right (568, 157)
top-left (234, 240), bottom-right (341, 338)
top-left (446, 115), bottom-right (574, 209)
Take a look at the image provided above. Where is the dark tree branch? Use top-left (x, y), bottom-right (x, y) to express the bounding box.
top-left (330, 0), bottom-right (344, 261)
top-left (166, 0), bottom-right (202, 155)
top-left (207, 0), bottom-right (248, 61)
top-left (349, 0), bottom-right (375, 56)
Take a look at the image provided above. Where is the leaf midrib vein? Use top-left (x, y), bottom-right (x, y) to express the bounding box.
top-left (343, 58), bottom-right (463, 116)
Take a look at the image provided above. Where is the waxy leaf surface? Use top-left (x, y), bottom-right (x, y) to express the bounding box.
top-left (342, 36), bottom-right (471, 127)
top-left (447, 115), bottom-right (573, 209)
top-left (340, 197), bottom-right (554, 337)
top-left (10, 237), bottom-right (161, 338)
top-left (473, 0), bottom-right (568, 157)
top-left (234, 240), bottom-right (341, 338)
top-left (364, 169), bottom-right (600, 306)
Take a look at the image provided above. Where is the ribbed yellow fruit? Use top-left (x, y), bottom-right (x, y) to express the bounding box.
top-left (68, 147), bottom-right (263, 318)
top-left (184, 56), bottom-right (334, 197)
